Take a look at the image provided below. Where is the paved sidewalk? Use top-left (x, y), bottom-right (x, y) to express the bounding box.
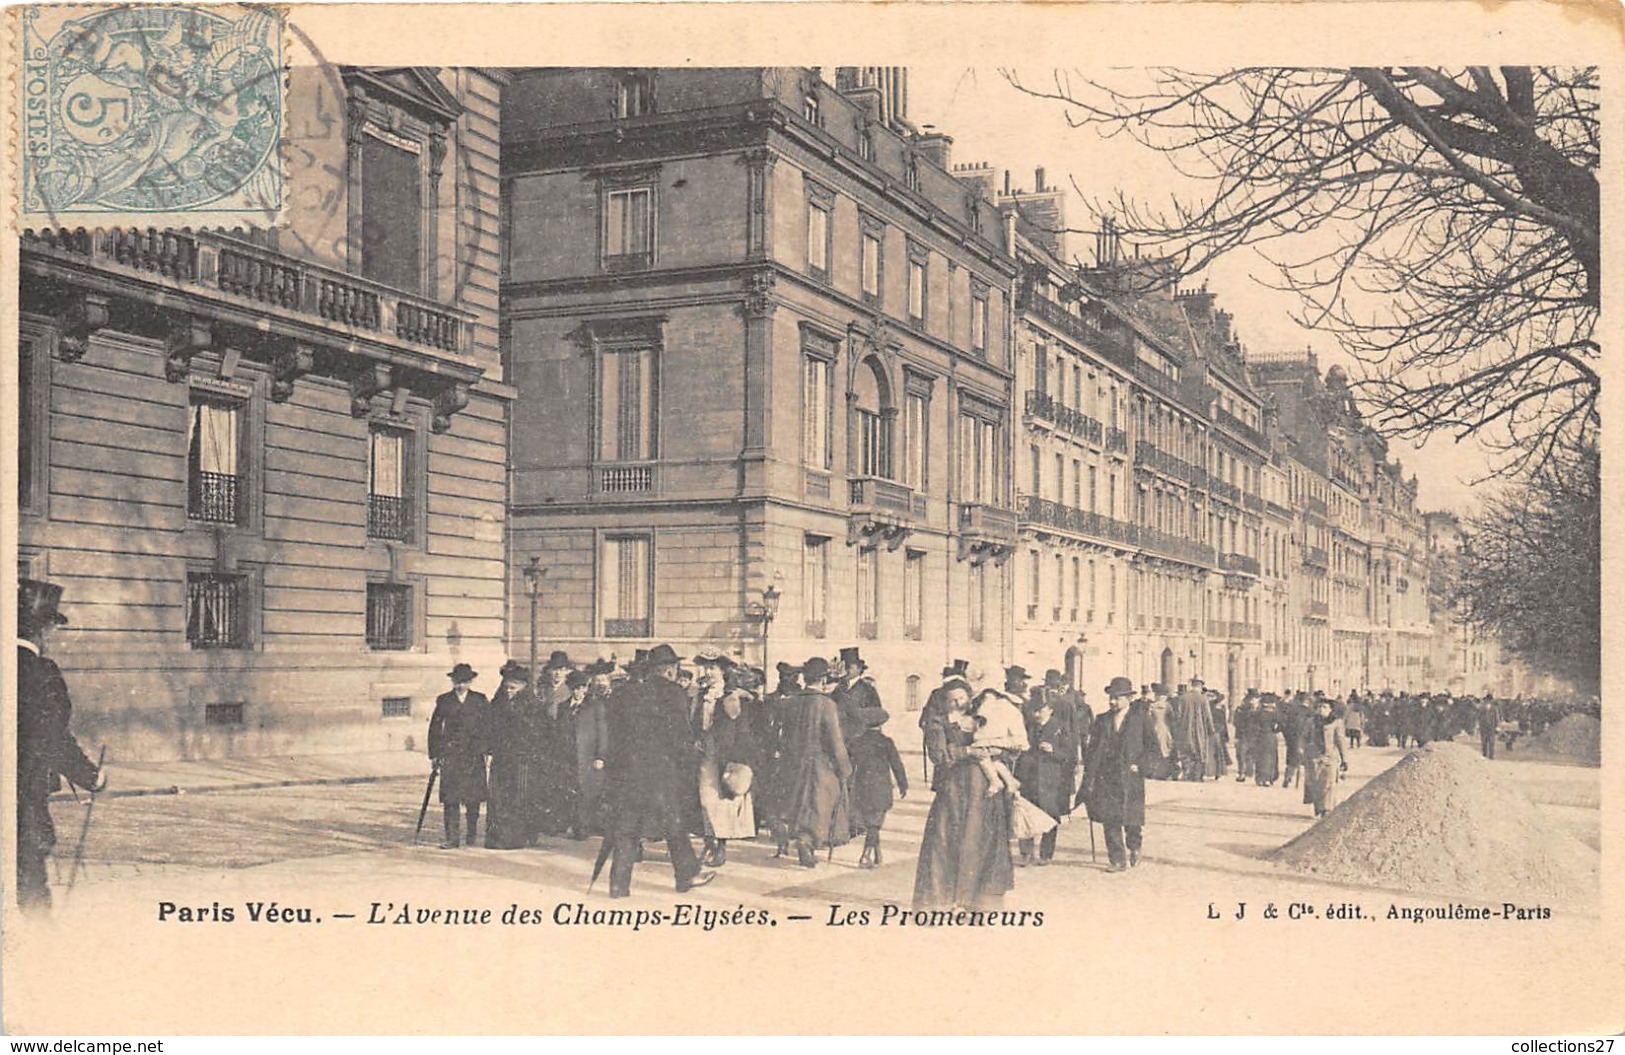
top-left (51, 748), bottom-right (430, 801)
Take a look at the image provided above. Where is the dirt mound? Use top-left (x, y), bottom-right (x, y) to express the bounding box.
top-left (1524, 714), bottom-right (1601, 763)
top-left (1271, 741), bottom-right (1597, 904)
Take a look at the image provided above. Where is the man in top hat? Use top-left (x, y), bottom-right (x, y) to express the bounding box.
top-left (780, 656), bottom-right (853, 867)
top-left (834, 646), bottom-right (881, 748)
top-left (603, 644), bottom-right (714, 897)
top-left (1080, 676), bottom-right (1158, 872)
top-left (16, 579), bottom-right (105, 912)
top-left (540, 650), bottom-right (574, 720)
top-left (485, 660), bottom-right (543, 849)
top-left (428, 663), bottom-right (490, 849)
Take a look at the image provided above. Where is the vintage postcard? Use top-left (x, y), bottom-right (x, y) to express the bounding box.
top-left (2, 0), bottom-right (1621, 1037)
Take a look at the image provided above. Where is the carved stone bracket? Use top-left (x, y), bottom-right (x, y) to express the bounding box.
top-left (166, 315), bottom-right (215, 382)
top-left (60, 292), bottom-right (110, 363)
top-left (848, 514), bottom-right (911, 551)
top-left (350, 362), bottom-right (393, 417)
top-left (958, 538), bottom-right (1015, 566)
top-left (272, 344), bottom-right (317, 402)
top-left (742, 270), bottom-right (776, 318)
top-left (432, 382), bottom-right (470, 433)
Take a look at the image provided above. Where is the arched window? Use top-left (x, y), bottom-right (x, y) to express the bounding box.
top-left (852, 357), bottom-right (894, 479)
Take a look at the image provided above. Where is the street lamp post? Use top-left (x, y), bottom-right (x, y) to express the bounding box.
top-left (523, 557), bottom-right (544, 693)
top-left (747, 584), bottom-right (781, 674)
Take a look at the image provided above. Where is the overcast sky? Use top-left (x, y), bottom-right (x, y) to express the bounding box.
top-left (907, 68), bottom-right (1494, 515)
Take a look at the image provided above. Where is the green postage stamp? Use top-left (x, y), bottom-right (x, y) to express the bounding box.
top-left (19, 3), bottom-right (285, 227)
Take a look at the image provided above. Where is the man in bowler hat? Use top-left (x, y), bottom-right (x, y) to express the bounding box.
top-left (16, 580), bottom-right (104, 911)
top-left (604, 644), bottom-right (715, 897)
top-left (428, 663), bottom-right (490, 848)
top-left (1081, 676), bottom-right (1158, 872)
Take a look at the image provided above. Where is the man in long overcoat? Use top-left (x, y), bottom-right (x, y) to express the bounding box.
top-left (16, 580), bottom-right (104, 912)
top-left (573, 665), bottom-right (613, 838)
top-left (1081, 676), bottom-right (1157, 871)
top-left (1015, 697), bottom-right (1077, 866)
top-left (780, 657), bottom-right (852, 868)
top-left (604, 644), bottom-right (713, 897)
top-left (428, 663), bottom-right (489, 848)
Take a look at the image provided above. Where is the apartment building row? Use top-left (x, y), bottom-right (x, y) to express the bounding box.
top-left (17, 65), bottom-right (1501, 762)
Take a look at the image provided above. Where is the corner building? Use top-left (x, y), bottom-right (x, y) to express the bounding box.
top-left (18, 66), bottom-right (511, 760)
top-left (502, 68), bottom-right (1020, 708)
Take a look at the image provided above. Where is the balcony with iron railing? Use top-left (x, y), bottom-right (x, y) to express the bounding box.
top-left (1024, 391), bottom-right (1104, 445)
top-left (1220, 552), bottom-right (1261, 577)
top-left (1304, 495), bottom-right (1328, 520)
top-left (1105, 427), bottom-right (1129, 456)
top-left (958, 502), bottom-right (1020, 541)
top-left (1303, 599), bottom-right (1330, 620)
top-left (1019, 494), bottom-right (1138, 548)
top-left (188, 471), bottom-right (242, 525)
top-left (1016, 282), bottom-right (1137, 371)
top-left (1214, 406), bottom-right (1268, 450)
top-left (367, 493), bottom-right (412, 541)
top-left (1209, 477), bottom-right (1242, 503)
top-left (1303, 546), bottom-right (1330, 571)
top-left (1133, 442), bottom-right (1207, 488)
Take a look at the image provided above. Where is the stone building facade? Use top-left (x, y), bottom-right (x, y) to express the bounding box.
top-left (501, 68), bottom-right (1020, 709)
top-left (18, 66), bottom-right (511, 761)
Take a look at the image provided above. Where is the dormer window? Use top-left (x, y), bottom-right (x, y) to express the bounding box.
top-left (803, 90), bottom-right (822, 127)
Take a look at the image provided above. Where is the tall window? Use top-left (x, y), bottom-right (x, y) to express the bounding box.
top-left (903, 391), bottom-right (929, 489)
top-left (968, 562), bottom-right (986, 641)
top-left (1054, 453), bottom-right (1064, 502)
top-left (857, 409), bottom-right (890, 478)
top-left (367, 428), bottom-right (411, 541)
top-left (807, 200), bottom-right (831, 277)
top-left (1089, 559), bottom-right (1098, 620)
top-left (18, 338), bottom-right (42, 512)
top-left (853, 359), bottom-right (892, 479)
top-left (907, 253), bottom-right (928, 323)
top-left (856, 548), bottom-right (879, 638)
top-left (366, 582), bottom-right (413, 650)
top-left (604, 186), bottom-right (654, 270)
top-left (1108, 564), bottom-right (1118, 624)
top-left (1028, 550), bottom-right (1041, 618)
top-left (904, 550), bottom-right (925, 639)
top-left (803, 354), bottom-right (832, 468)
top-left (971, 290), bottom-right (989, 353)
top-left (1071, 557), bottom-right (1081, 619)
top-left (360, 135), bottom-right (422, 294)
top-left (1088, 465), bottom-right (1099, 513)
top-left (959, 412), bottom-right (1000, 504)
top-left (187, 572), bottom-right (247, 649)
top-left (861, 228), bottom-right (883, 303)
top-left (803, 535), bottom-right (829, 636)
top-left (598, 346), bottom-right (656, 462)
top-left (1072, 460), bottom-right (1082, 507)
top-left (601, 535), bottom-right (652, 637)
top-left (1053, 553), bottom-right (1065, 619)
top-left (615, 73), bottom-right (653, 117)
top-left (188, 399), bottom-right (242, 524)
top-left (1033, 343), bottom-right (1048, 396)
top-left (1029, 445), bottom-right (1041, 495)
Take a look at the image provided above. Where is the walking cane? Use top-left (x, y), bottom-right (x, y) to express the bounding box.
top-left (413, 762), bottom-right (440, 844)
top-left (66, 746), bottom-right (107, 894)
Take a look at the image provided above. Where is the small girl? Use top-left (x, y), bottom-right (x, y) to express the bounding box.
top-left (967, 688), bottom-right (1026, 797)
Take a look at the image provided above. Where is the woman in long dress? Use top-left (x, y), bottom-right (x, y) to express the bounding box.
top-left (696, 667), bottom-right (761, 867)
top-left (1303, 698), bottom-right (1349, 817)
top-left (913, 690), bottom-right (1017, 910)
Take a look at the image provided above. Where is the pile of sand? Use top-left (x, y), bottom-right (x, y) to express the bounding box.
top-left (1523, 714), bottom-right (1601, 764)
top-left (1271, 742), bottom-right (1597, 904)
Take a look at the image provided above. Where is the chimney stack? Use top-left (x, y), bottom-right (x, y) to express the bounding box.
top-left (1035, 167), bottom-right (1046, 192)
